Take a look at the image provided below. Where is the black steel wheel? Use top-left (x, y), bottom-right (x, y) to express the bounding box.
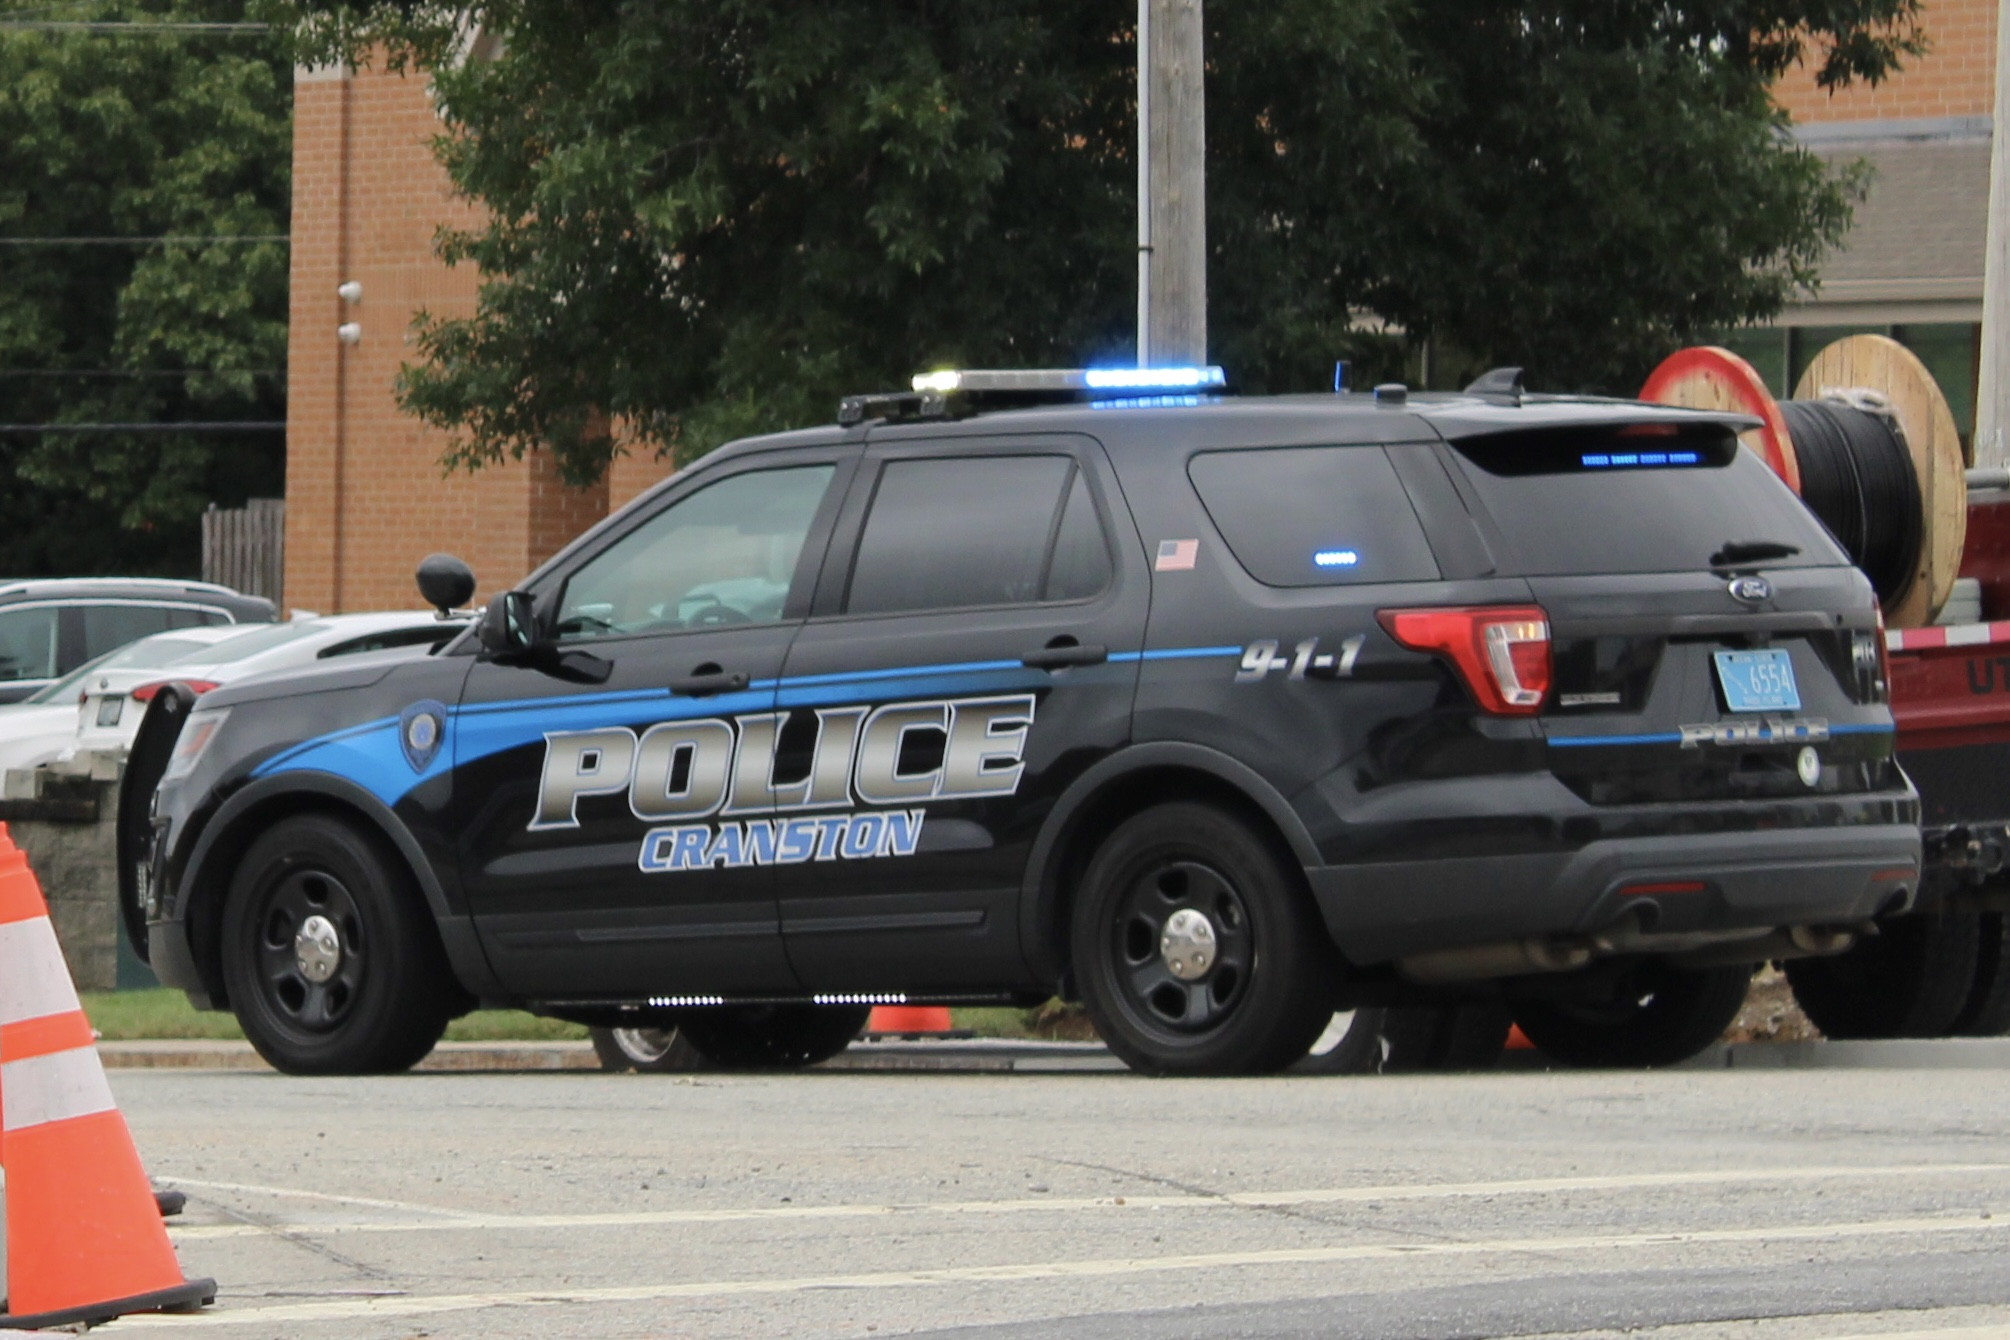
top-left (1784, 909), bottom-right (1982, 1039)
top-left (221, 814), bottom-right (457, 1075)
top-left (1513, 963), bottom-right (1751, 1068)
top-left (1072, 802), bottom-right (1333, 1076)
top-left (590, 1026), bottom-right (708, 1072)
top-left (672, 1004), bottom-right (870, 1069)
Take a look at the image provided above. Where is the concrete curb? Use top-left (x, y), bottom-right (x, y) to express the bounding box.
top-left (94, 1034), bottom-right (2010, 1074)
top-left (98, 1039), bottom-right (602, 1072)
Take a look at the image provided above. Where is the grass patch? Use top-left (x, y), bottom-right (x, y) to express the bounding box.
top-left (83, 989), bottom-right (244, 1041)
top-left (951, 1001), bottom-right (1098, 1042)
top-left (82, 988), bottom-right (587, 1043)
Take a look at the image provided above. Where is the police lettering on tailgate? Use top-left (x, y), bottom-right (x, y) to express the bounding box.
top-left (531, 694), bottom-right (1036, 873)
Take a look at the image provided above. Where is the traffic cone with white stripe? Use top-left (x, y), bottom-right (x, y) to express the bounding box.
top-left (0, 823), bottom-right (214, 1329)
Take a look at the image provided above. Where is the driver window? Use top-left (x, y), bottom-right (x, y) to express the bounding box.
top-left (555, 464), bottom-right (835, 640)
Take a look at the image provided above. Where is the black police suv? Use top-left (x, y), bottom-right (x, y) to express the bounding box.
top-left (135, 368), bottom-right (1920, 1076)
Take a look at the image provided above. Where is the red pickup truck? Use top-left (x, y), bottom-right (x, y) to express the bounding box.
top-left (1784, 483), bottom-right (2010, 1039)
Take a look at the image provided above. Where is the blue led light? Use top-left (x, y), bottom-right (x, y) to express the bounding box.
top-left (1314, 549), bottom-right (1360, 568)
top-left (1579, 449), bottom-right (1704, 469)
top-left (1083, 366), bottom-right (1227, 392)
top-left (1089, 394), bottom-right (1203, 411)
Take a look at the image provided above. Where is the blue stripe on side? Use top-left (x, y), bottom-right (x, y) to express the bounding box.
top-left (248, 643), bottom-right (1240, 807)
top-left (1546, 732), bottom-right (1683, 748)
top-left (1547, 722), bottom-right (1897, 748)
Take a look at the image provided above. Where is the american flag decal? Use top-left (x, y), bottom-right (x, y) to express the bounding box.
top-left (1155, 538), bottom-right (1199, 572)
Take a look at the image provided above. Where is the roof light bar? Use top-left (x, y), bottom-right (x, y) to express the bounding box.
top-left (910, 366), bottom-right (1226, 396)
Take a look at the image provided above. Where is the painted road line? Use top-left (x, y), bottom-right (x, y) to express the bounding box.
top-left (163, 1177), bottom-right (494, 1221)
top-left (162, 1162), bottom-right (2010, 1241)
top-left (108, 1213), bottom-right (2010, 1329)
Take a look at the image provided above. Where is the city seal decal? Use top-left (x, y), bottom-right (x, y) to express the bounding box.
top-left (529, 693), bottom-right (1036, 873)
top-left (399, 699), bottom-right (448, 774)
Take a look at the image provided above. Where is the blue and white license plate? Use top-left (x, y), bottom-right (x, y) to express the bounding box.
top-left (1713, 648), bottom-right (1801, 713)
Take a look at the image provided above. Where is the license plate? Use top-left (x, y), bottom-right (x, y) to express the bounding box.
top-left (95, 696), bottom-right (122, 728)
top-left (1713, 648), bottom-right (1801, 713)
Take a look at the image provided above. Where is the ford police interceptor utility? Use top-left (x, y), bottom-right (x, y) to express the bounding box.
top-left (132, 367), bottom-right (1921, 1075)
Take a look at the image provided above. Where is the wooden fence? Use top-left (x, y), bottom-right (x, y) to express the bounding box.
top-left (201, 498), bottom-right (285, 602)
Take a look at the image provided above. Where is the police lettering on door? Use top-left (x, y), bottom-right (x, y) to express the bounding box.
top-left (530, 694), bottom-right (1036, 872)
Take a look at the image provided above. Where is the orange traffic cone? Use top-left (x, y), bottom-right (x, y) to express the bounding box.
top-left (867, 1005), bottom-right (956, 1036)
top-left (0, 824), bottom-right (214, 1329)
top-left (1506, 1024), bottom-right (1537, 1051)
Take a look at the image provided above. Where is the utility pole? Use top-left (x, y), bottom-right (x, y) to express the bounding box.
top-left (1137, 0), bottom-right (1206, 367)
top-left (1975, 0), bottom-right (2010, 468)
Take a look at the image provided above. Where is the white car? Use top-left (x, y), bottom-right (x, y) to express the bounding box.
top-left (0, 627), bottom-right (246, 777)
top-left (73, 611), bottom-right (467, 755)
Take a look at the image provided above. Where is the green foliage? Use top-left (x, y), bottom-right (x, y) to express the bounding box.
top-left (0, 0), bottom-right (290, 576)
top-left (296, 0), bottom-right (1920, 481)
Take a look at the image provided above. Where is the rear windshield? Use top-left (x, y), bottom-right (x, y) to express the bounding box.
top-left (1447, 426), bottom-right (1844, 576)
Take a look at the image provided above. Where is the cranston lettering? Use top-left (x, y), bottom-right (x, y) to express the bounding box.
top-left (638, 810), bottom-right (927, 872)
top-left (530, 693), bottom-right (1036, 831)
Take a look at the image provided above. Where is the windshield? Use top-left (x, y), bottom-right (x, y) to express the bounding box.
top-left (20, 650), bottom-right (116, 704)
top-left (1447, 425), bottom-right (1844, 577)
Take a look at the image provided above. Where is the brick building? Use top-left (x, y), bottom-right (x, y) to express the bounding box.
top-left (284, 13), bottom-right (2005, 608)
top-left (283, 61), bottom-right (676, 615)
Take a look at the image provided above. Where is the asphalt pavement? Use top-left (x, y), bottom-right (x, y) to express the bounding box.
top-left (1, 1059), bottom-right (1995, 1340)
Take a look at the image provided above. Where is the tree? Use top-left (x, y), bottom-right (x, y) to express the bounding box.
top-left (0, 0), bottom-right (290, 577)
top-left (296, 0), bottom-right (1921, 485)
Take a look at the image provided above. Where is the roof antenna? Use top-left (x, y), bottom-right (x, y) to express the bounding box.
top-left (1464, 367), bottom-right (1525, 405)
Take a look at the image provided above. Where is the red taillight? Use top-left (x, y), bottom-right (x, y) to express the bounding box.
top-left (131, 680), bottom-right (218, 703)
top-left (1377, 605), bottom-right (1552, 715)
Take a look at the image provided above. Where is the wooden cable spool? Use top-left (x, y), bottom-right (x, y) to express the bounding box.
top-left (1640, 337), bottom-right (1966, 628)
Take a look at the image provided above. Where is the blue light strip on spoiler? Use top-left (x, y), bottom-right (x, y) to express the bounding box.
top-left (1581, 451), bottom-right (1701, 468)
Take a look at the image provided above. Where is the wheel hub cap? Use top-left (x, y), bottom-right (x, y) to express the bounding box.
top-left (294, 914), bottom-right (343, 984)
top-left (1160, 908), bottom-right (1218, 980)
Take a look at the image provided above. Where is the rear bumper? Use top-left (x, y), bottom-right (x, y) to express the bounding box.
top-left (1309, 818), bottom-right (1921, 966)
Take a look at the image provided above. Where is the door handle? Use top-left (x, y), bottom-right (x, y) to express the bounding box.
top-left (1022, 642), bottom-right (1108, 670)
top-left (669, 667), bottom-right (749, 696)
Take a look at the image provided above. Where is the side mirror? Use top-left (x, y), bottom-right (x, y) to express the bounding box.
top-left (477, 591), bottom-right (539, 658)
top-left (416, 553), bottom-right (477, 617)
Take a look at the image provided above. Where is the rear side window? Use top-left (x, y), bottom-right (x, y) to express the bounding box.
top-left (1448, 426), bottom-right (1843, 576)
top-left (0, 606), bottom-right (58, 682)
top-left (1188, 446), bottom-right (1440, 587)
top-left (846, 455), bottom-right (1112, 615)
top-left (80, 603), bottom-right (177, 659)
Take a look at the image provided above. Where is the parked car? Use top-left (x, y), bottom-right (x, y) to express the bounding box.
top-left (0, 579), bottom-right (276, 705)
top-left (0, 627), bottom-right (244, 776)
top-left (74, 612), bottom-right (471, 756)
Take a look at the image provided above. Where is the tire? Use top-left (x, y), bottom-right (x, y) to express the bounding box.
top-left (672, 1004), bottom-right (869, 1069)
top-left (590, 1026), bottom-right (709, 1072)
top-left (1513, 963), bottom-right (1751, 1068)
top-left (220, 814), bottom-right (457, 1075)
top-left (1377, 1004), bottom-right (1513, 1073)
top-left (1292, 1009), bottom-right (1387, 1074)
top-left (1784, 909), bottom-right (1982, 1039)
top-left (1071, 802), bottom-right (1334, 1076)
top-left (1952, 912), bottom-right (2010, 1036)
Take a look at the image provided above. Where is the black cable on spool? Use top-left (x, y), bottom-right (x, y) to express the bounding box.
top-left (1778, 398), bottom-right (1924, 607)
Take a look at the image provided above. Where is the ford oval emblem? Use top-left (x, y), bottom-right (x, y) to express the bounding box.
top-left (1728, 576), bottom-right (1772, 605)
